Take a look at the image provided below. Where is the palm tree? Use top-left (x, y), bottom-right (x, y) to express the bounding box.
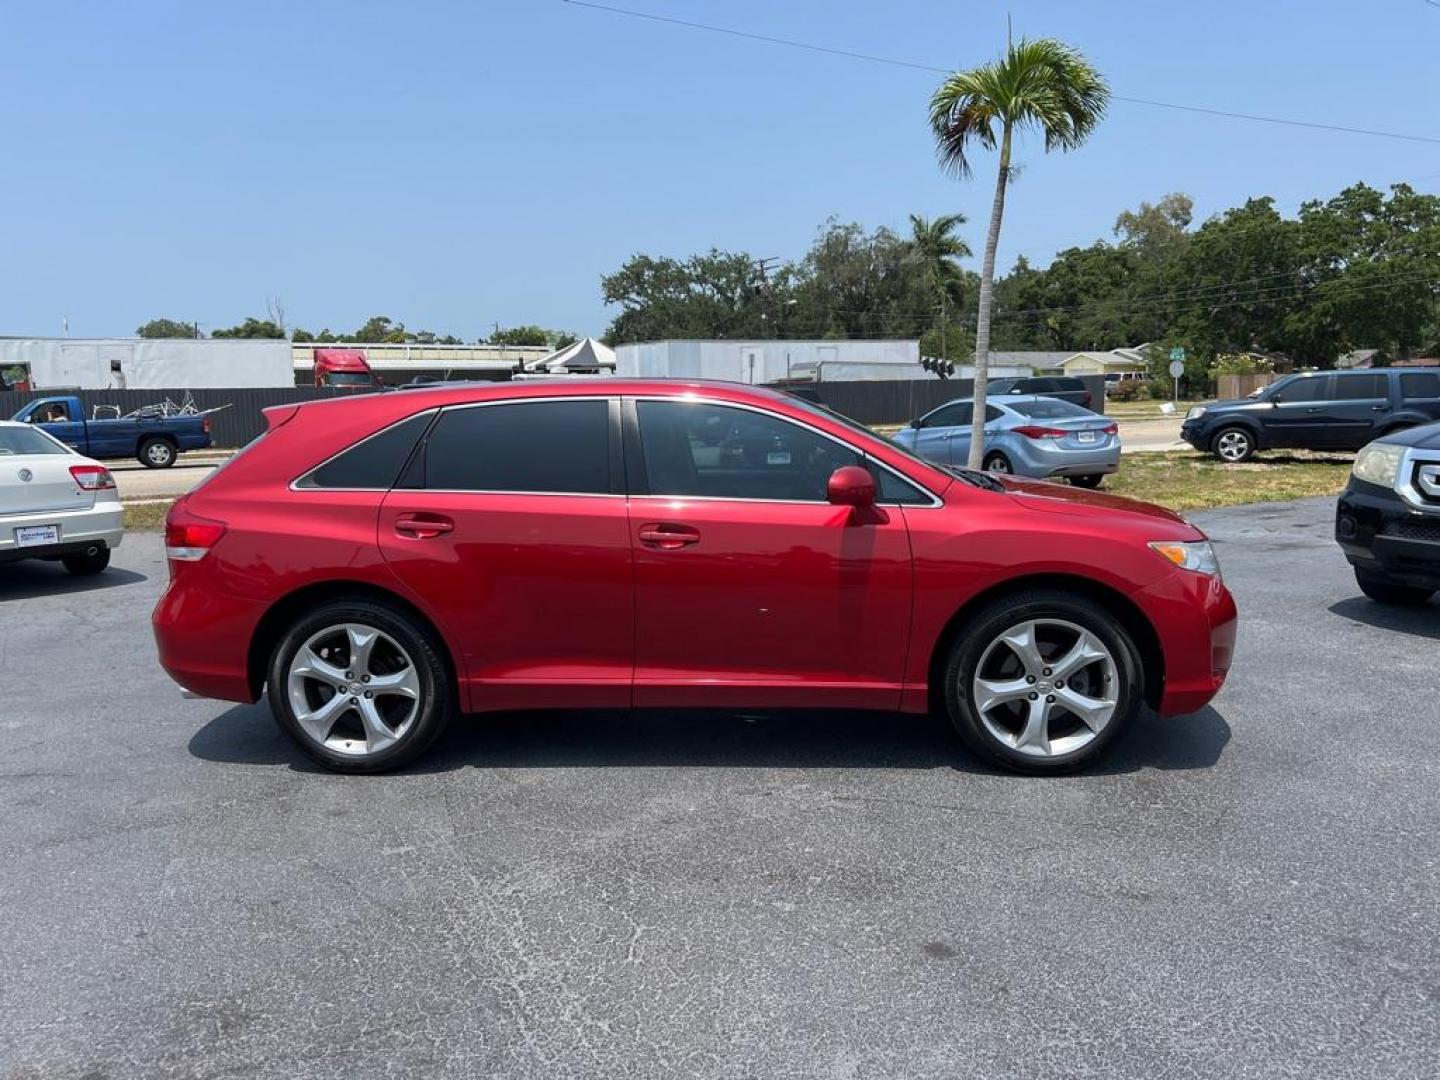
top-left (930, 37), bottom-right (1109, 468)
top-left (908, 212), bottom-right (972, 299)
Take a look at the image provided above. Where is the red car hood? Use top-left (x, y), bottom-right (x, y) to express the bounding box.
top-left (1000, 475), bottom-right (1195, 529)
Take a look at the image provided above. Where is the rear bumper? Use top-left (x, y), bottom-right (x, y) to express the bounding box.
top-left (1134, 569), bottom-right (1238, 717)
top-left (0, 502), bottom-right (123, 562)
top-left (1010, 439), bottom-right (1121, 479)
top-left (152, 566), bottom-right (266, 702)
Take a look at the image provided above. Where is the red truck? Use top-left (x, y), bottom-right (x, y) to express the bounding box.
top-left (313, 349), bottom-right (381, 389)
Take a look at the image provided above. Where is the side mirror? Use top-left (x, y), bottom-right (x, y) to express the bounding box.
top-left (827, 465), bottom-right (876, 508)
top-left (909, 418), bottom-right (922, 429)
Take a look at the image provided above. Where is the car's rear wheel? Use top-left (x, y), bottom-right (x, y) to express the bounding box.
top-left (61, 546), bottom-right (110, 576)
top-left (982, 451), bottom-right (1012, 474)
top-left (267, 599), bottom-right (454, 773)
top-left (1069, 474), bottom-right (1105, 489)
top-left (1212, 427), bottom-right (1255, 463)
top-left (139, 437), bottom-right (177, 469)
top-left (942, 590), bottom-right (1143, 774)
top-left (1354, 569), bottom-right (1434, 607)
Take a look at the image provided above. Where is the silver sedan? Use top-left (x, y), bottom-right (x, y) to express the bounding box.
top-left (892, 394), bottom-right (1122, 487)
top-left (0, 421), bottom-right (123, 575)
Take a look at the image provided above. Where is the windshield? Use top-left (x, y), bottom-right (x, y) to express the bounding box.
top-left (325, 372), bottom-right (373, 386)
top-left (1008, 399), bottom-right (1092, 420)
top-left (0, 426), bottom-right (70, 455)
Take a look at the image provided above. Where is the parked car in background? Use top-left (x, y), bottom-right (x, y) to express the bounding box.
top-left (10, 394), bottom-right (213, 469)
top-left (1335, 420), bottom-right (1440, 606)
top-left (1183, 368), bottom-right (1440, 463)
top-left (0, 421), bottom-right (122, 575)
top-left (986, 376), bottom-right (1094, 410)
top-left (153, 380), bottom-right (1235, 777)
top-left (892, 394), bottom-right (1120, 487)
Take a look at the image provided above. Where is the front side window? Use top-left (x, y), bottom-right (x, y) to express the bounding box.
top-left (924, 402), bottom-right (973, 429)
top-left (636, 400), bottom-right (929, 504)
top-left (1333, 374), bottom-right (1386, 401)
top-left (425, 399), bottom-right (610, 494)
top-left (1273, 376), bottom-right (1330, 403)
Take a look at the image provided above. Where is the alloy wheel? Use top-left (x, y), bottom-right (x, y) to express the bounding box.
top-left (970, 618), bottom-right (1118, 758)
top-left (1215, 430), bottom-right (1251, 462)
top-left (286, 623), bottom-right (421, 757)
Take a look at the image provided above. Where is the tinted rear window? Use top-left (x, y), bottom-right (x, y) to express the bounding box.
top-left (1400, 372), bottom-right (1440, 400)
top-left (306, 411), bottom-right (433, 489)
top-left (0, 426), bottom-right (70, 455)
top-left (1009, 399), bottom-right (1091, 420)
top-left (425, 399), bottom-right (610, 493)
top-left (1333, 374), bottom-right (1386, 400)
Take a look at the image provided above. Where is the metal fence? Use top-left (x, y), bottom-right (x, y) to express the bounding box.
top-left (0, 374), bottom-right (1109, 448)
top-left (0, 387), bottom-right (356, 448)
top-left (805, 375), bottom-right (1108, 425)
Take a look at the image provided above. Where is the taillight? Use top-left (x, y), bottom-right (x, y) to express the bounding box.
top-left (1013, 425), bottom-right (1069, 440)
top-left (202, 417), bottom-right (211, 434)
top-left (1102, 423), bottom-right (1118, 435)
top-left (165, 502), bottom-right (227, 561)
top-left (70, 464), bottom-right (116, 491)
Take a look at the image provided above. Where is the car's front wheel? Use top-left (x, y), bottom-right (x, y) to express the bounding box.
top-left (1211, 426), bottom-right (1255, 463)
top-left (267, 599), bottom-right (454, 773)
top-left (1354, 569), bottom-right (1434, 607)
top-left (942, 590), bottom-right (1143, 774)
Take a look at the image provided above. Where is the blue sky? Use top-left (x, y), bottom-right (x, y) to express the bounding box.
top-left (2, 0), bottom-right (1437, 341)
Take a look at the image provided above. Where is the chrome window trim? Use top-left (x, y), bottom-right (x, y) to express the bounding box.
top-left (627, 394), bottom-right (945, 508)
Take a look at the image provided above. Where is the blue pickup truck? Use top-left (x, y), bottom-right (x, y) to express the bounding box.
top-left (11, 395), bottom-right (213, 468)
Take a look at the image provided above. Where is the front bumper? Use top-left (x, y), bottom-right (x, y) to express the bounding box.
top-left (0, 501), bottom-right (123, 563)
top-left (1335, 482), bottom-right (1440, 590)
top-left (1134, 568), bottom-right (1238, 717)
top-left (1180, 420), bottom-right (1211, 450)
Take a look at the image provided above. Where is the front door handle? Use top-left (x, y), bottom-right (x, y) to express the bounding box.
top-left (1371, 405), bottom-right (1390, 412)
top-left (1306, 407), bottom-right (1322, 413)
top-left (638, 523), bottom-right (700, 549)
top-left (395, 513), bottom-right (454, 539)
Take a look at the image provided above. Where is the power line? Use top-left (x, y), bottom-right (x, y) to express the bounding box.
top-left (560, 0), bottom-right (1440, 146)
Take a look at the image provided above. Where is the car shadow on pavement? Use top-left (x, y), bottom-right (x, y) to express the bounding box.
top-left (1327, 596), bottom-right (1440, 640)
top-left (189, 703), bottom-right (1231, 777)
top-left (0, 564), bottom-right (147, 602)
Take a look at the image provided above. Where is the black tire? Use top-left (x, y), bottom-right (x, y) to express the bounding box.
top-left (982, 451), bottom-right (1012, 474)
top-left (1354, 569), bottom-right (1434, 607)
top-left (61, 547), bottom-right (110, 576)
top-left (1069, 474), bottom-right (1105, 489)
top-left (138, 437), bottom-right (177, 469)
top-left (941, 589), bottom-right (1144, 774)
top-left (1211, 426), bottom-right (1255, 463)
top-left (266, 599), bottom-right (455, 773)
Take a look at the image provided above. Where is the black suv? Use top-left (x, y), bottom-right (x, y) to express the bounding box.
top-left (1183, 369), bottom-right (1440, 462)
top-left (1335, 420), bottom-right (1440, 605)
top-left (986, 376), bottom-right (1093, 410)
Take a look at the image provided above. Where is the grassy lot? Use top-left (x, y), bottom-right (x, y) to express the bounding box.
top-left (1103, 451), bottom-right (1351, 511)
top-left (123, 501), bottom-right (173, 531)
top-left (1103, 399), bottom-right (1202, 419)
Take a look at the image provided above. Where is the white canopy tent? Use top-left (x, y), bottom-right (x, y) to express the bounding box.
top-left (528, 337), bottom-right (616, 374)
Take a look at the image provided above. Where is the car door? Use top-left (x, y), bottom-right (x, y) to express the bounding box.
top-left (910, 402), bottom-right (971, 466)
top-left (1317, 373), bottom-right (1390, 448)
top-left (377, 396), bottom-right (635, 712)
top-left (1261, 375), bottom-right (1332, 446)
top-left (25, 400), bottom-right (87, 454)
top-left (624, 396), bottom-right (919, 711)
top-left (1399, 372), bottom-right (1440, 424)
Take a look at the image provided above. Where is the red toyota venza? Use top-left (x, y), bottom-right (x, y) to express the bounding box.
top-left (153, 381), bottom-right (1237, 775)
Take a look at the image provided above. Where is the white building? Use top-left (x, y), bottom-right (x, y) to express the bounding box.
top-left (614, 340), bottom-right (924, 384)
top-left (1, 337), bottom-right (294, 389)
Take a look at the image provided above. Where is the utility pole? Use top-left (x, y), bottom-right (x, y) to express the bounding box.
top-left (754, 257), bottom-right (780, 340)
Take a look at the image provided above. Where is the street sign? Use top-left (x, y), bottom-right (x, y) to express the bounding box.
top-left (1169, 346), bottom-right (1186, 362)
top-left (1169, 359), bottom-right (1185, 378)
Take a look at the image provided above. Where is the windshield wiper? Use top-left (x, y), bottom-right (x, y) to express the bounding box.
top-left (945, 466), bottom-right (1006, 492)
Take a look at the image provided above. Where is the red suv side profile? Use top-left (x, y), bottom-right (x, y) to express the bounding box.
top-left (153, 381), bottom-right (1237, 775)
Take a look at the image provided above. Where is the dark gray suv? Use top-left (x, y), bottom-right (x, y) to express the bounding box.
top-left (1182, 369), bottom-right (1440, 462)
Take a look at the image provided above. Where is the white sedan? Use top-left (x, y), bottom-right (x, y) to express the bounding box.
top-left (0, 420), bottom-right (123, 575)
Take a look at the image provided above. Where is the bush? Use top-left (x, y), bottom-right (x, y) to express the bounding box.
top-left (1144, 380), bottom-right (1171, 400)
top-left (1107, 379), bottom-right (1147, 402)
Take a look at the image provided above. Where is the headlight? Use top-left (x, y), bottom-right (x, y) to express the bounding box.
top-left (1149, 539), bottom-right (1221, 578)
top-left (1185, 406), bottom-right (1207, 421)
top-left (1352, 442), bottom-right (1404, 489)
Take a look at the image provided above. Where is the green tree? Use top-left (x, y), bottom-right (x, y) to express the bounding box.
top-left (489, 325), bottom-right (578, 348)
top-left (137, 317), bottom-right (200, 338)
top-left (352, 315), bottom-right (408, 344)
top-left (291, 328), bottom-right (315, 343)
top-left (1113, 193), bottom-right (1193, 261)
top-left (211, 317), bottom-right (285, 339)
top-left (601, 250), bottom-right (768, 344)
top-left (930, 36), bottom-right (1109, 467)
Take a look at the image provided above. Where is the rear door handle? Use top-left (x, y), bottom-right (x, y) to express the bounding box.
top-left (394, 513), bottom-right (454, 539)
top-left (638, 523), bottom-right (700, 549)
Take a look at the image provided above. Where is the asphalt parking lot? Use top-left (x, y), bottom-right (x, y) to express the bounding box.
top-left (2, 497), bottom-right (1436, 1079)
